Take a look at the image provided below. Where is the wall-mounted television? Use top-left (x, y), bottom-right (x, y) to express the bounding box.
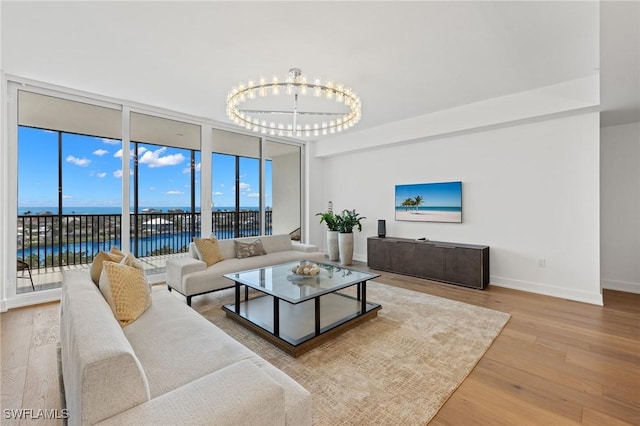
top-left (395, 181), bottom-right (462, 223)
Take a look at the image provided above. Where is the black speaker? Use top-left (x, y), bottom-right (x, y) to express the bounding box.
top-left (377, 219), bottom-right (386, 238)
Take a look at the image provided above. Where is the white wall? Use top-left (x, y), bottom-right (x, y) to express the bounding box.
top-left (271, 152), bottom-right (301, 235)
top-left (312, 112), bottom-right (602, 305)
top-left (601, 122), bottom-right (640, 293)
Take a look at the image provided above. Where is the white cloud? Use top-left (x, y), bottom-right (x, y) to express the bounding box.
top-left (93, 149), bottom-right (109, 156)
top-left (165, 190), bottom-right (183, 195)
top-left (114, 146), bottom-right (147, 158)
top-left (96, 172), bottom-right (107, 178)
top-left (247, 192), bottom-right (260, 198)
top-left (66, 155), bottom-right (90, 167)
top-left (113, 169), bottom-right (123, 178)
top-left (62, 194), bottom-right (72, 199)
top-left (139, 147), bottom-right (185, 168)
top-left (213, 191), bottom-right (224, 196)
top-left (101, 138), bottom-right (120, 145)
top-left (149, 186), bottom-right (156, 191)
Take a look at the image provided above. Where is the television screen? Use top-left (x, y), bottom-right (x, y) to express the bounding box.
top-left (395, 181), bottom-right (462, 223)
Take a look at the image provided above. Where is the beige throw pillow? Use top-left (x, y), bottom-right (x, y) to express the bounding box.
top-left (193, 237), bottom-right (225, 267)
top-left (234, 239), bottom-right (267, 259)
top-left (99, 261), bottom-right (151, 327)
top-left (120, 252), bottom-right (144, 270)
top-left (120, 253), bottom-right (152, 291)
top-left (90, 250), bottom-right (124, 285)
top-left (110, 246), bottom-right (125, 257)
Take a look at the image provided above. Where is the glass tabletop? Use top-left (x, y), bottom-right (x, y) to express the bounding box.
top-left (223, 261), bottom-right (380, 304)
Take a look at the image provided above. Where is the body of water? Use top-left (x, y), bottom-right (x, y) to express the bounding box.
top-left (17, 228), bottom-right (264, 259)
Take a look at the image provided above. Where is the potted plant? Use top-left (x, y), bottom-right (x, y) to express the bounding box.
top-left (335, 209), bottom-right (366, 265)
top-left (316, 202), bottom-right (340, 261)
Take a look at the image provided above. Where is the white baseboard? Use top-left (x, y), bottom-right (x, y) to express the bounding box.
top-left (601, 278), bottom-right (640, 294)
top-left (490, 275), bottom-right (603, 306)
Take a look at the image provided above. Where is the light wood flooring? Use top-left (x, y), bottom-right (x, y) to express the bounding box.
top-left (1, 266), bottom-right (639, 425)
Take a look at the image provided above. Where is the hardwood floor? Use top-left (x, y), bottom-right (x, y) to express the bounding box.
top-left (1, 269), bottom-right (638, 425)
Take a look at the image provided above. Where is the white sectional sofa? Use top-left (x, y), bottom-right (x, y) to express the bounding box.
top-left (60, 269), bottom-right (312, 425)
top-left (166, 234), bottom-right (325, 306)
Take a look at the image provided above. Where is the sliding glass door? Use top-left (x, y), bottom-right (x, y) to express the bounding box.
top-left (129, 112), bottom-right (201, 271)
top-left (211, 129), bottom-right (261, 238)
top-left (16, 90), bottom-right (122, 293)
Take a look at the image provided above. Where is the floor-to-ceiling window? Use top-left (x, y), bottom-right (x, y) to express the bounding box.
top-left (211, 129), bottom-right (262, 238)
top-left (6, 80), bottom-right (304, 308)
top-left (129, 113), bottom-right (201, 270)
top-left (16, 90), bottom-right (122, 293)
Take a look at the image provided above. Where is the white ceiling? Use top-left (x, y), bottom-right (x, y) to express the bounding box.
top-left (2, 1), bottom-right (638, 139)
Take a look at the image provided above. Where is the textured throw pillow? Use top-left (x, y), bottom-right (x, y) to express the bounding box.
top-left (99, 261), bottom-right (151, 326)
top-left (120, 252), bottom-right (144, 270)
top-left (234, 239), bottom-right (267, 259)
top-left (120, 253), bottom-right (152, 291)
top-left (110, 246), bottom-right (125, 257)
top-left (90, 250), bottom-right (124, 285)
top-left (193, 237), bottom-right (225, 266)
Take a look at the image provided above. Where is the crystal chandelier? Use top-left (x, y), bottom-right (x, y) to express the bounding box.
top-left (226, 68), bottom-right (362, 138)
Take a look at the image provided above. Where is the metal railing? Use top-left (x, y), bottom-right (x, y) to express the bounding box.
top-left (17, 211), bottom-right (273, 270)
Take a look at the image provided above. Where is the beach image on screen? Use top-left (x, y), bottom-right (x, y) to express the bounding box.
top-left (395, 181), bottom-right (462, 223)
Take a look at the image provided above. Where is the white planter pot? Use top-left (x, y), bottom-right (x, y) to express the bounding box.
top-left (338, 232), bottom-right (354, 266)
top-left (327, 230), bottom-right (339, 261)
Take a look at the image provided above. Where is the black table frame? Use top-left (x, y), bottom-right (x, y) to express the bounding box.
top-left (223, 277), bottom-right (380, 357)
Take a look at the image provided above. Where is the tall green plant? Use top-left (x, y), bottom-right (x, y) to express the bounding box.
top-left (316, 211), bottom-right (339, 231)
top-left (335, 209), bottom-right (366, 233)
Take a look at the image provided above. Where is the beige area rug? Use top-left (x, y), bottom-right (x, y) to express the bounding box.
top-left (197, 282), bottom-right (510, 425)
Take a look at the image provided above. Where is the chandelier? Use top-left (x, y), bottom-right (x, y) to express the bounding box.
top-left (226, 68), bottom-right (362, 138)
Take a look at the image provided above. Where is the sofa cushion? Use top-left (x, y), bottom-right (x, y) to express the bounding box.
top-left (234, 238), bottom-right (267, 259)
top-left (217, 239), bottom-right (237, 260)
top-left (90, 250), bottom-right (124, 285)
top-left (193, 237), bottom-right (225, 266)
top-left (260, 234), bottom-right (293, 253)
top-left (123, 289), bottom-right (311, 425)
top-left (99, 261), bottom-right (152, 326)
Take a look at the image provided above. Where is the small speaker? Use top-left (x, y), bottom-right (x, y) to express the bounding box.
top-left (377, 219), bottom-right (386, 238)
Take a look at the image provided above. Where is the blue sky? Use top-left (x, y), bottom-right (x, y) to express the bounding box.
top-left (395, 181), bottom-right (462, 207)
top-left (18, 126), bottom-right (272, 209)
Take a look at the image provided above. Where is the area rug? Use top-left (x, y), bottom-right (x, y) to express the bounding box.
top-left (197, 282), bottom-right (510, 425)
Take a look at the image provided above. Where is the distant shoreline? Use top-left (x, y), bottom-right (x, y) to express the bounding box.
top-left (18, 206), bottom-right (263, 215)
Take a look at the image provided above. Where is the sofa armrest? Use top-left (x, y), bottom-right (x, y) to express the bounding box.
top-left (96, 360), bottom-right (286, 426)
top-left (166, 257), bottom-right (207, 294)
top-left (292, 241), bottom-right (320, 253)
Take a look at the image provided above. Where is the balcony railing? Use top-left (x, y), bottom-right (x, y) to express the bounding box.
top-left (17, 211), bottom-right (272, 270)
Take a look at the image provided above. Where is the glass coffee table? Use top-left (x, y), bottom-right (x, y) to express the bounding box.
top-left (223, 261), bottom-right (381, 357)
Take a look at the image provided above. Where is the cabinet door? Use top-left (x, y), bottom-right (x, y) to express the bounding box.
top-left (367, 238), bottom-right (391, 270)
top-left (415, 243), bottom-right (446, 281)
top-left (390, 241), bottom-right (416, 276)
top-left (445, 247), bottom-right (483, 289)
